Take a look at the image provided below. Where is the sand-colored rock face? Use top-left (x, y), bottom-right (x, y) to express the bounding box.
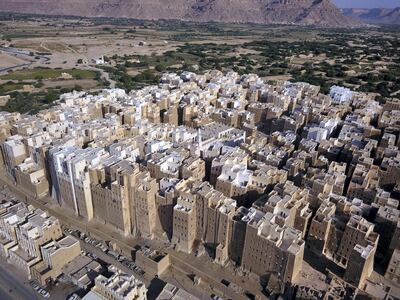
top-left (0, 0), bottom-right (360, 27)
top-left (342, 7), bottom-right (400, 24)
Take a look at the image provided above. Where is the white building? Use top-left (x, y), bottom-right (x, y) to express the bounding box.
top-left (329, 86), bottom-right (355, 105)
top-left (84, 267), bottom-right (147, 300)
top-left (51, 147), bottom-right (108, 220)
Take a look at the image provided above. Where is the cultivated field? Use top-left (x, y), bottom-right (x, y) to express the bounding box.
top-left (0, 14), bottom-right (399, 113)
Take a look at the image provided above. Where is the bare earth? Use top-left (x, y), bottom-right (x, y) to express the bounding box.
top-left (0, 52), bottom-right (25, 69)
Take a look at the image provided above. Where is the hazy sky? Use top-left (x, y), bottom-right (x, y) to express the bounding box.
top-left (333, 0), bottom-right (399, 8)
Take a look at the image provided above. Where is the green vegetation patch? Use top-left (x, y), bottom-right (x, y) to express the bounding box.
top-left (1, 86), bottom-right (83, 114)
top-left (1, 68), bottom-right (98, 81)
top-left (0, 81), bottom-right (25, 94)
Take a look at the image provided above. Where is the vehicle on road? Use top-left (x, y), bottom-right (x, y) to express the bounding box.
top-left (31, 283), bottom-right (50, 299)
top-left (122, 260), bottom-right (129, 267)
top-left (67, 294), bottom-right (79, 300)
top-left (30, 281), bottom-right (40, 291)
top-left (38, 288), bottom-right (50, 298)
top-left (117, 255), bottom-right (126, 262)
top-left (107, 250), bottom-right (119, 259)
top-left (67, 294), bottom-right (80, 300)
top-left (71, 230), bottom-right (80, 238)
top-left (87, 252), bottom-right (98, 260)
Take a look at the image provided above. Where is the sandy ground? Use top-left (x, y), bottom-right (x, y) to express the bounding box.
top-left (127, 69), bottom-right (141, 76)
top-left (2, 19), bottom-right (262, 71)
top-left (11, 36), bottom-right (181, 69)
top-left (43, 79), bottom-right (100, 89)
top-left (0, 53), bottom-right (26, 69)
top-left (295, 260), bottom-right (329, 291)
top-left (290, 53), bottom-right (328, 65)
top-left (263, 75), bottom-right (293, 82)
top-left (225, 47), bottom-right (260, 57)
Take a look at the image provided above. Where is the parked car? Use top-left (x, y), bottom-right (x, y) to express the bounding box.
top-left (39, 288), bottom-right (50, 298)
top-left (107, 250), bottom-right (119, 259)
top-left (87, 252), bottom-right (98, 260)
top-left (30, 281), bottom-right (40, 291)
top-left (90, 239), bottom-right (99, 245)
top-left (117, 256), bottom-right (126, 262)
top-left (71, 230), bottom-right (80, 238)
top-left (67, 294), bottom-right (79, 300)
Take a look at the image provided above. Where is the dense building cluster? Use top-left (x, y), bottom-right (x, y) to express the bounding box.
top-left (0, 70), bottom-right (399, 297)
top-left (0, 190), bottom-right (152, 300)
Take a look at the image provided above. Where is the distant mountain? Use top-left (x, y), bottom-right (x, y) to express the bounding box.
top-left (0, 0), bottom-right (361, 27)
top-left (342, 7), bottom-right (400, 24)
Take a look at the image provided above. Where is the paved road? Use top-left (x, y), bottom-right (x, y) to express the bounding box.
top-left (80, 241), bottom-right (147, 282)
top-left (0, 177), bottom-right (265, 300)
top-left (0, 257), bottom-right (39, 300)
top-left (0, 177), bottom-right (132, 253)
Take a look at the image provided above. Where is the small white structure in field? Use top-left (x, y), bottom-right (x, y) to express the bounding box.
top-left (94, 56), bottom-right (105, 65)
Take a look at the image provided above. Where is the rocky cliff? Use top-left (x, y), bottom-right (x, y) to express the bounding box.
top-left (0, 0), bottom-right (360, 27)
top-left (342, 7), bottom-right (400, 24)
